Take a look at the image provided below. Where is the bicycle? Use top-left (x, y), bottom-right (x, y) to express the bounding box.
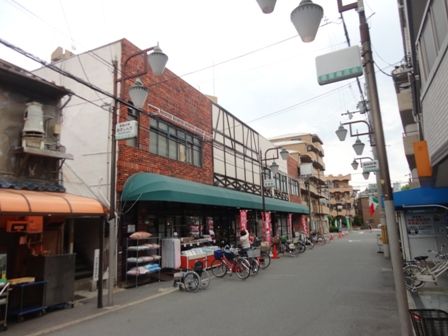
top-left (238, 247), bottom-right (261, 276)
top-left (403, 250), bottom-right (448, 292)
top-left (279, 237), bottom-right (300, 256)
top-left (211, 248), bottom-right (251, 280)
top-left (310, 231), bottom-right (327, 246)
top-left (251, 238), bottom-right (271, 269)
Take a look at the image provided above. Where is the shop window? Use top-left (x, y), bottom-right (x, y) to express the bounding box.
top-left (149, 118), bottom-right (202, 167)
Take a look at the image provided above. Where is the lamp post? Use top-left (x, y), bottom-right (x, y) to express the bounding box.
top-left (335, 120), bottom-right (373, 156)
top-left (279, 0), bottom-right (411, 333)
top-left (108, 44), bottom-right (168, 306)
top-left (259, 147), bottom-right (289, 241)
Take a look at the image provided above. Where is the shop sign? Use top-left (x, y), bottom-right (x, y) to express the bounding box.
top-left (116, 120), bottom-right (137, 140)
top-left (264, 178), bottom-right (275, 188)
top-left (362, 160), bottom-right (379, 173)
top-left (93, 249), bottom-right (99, 281)
top-left (316, 46), bottom-right (363, 85)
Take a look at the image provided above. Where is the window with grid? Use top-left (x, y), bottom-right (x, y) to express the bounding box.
top-left (149, 118), bottom-right (202, 167)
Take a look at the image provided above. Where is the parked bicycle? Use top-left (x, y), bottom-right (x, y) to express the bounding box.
top-left (238, 246), bottom-right (261, 276)
top-left (403, 249), bottom-right (448, 292)
top-left (310, 231), bottom-right (327, 246)
top-left (252, 238), bottom-right (271, 269)
top-left (278, 237), bottom-right (300, 257)
top-left (211, 247), bottom-right (251, 280)
top-left (291, 233), bottom-right (307, 253)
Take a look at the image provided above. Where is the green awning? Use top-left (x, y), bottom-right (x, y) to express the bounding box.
top-left (121, 172), bottom-right (309, 214)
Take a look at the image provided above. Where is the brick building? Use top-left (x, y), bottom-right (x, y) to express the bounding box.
top-left (33, 39), bottom-right (308, 283)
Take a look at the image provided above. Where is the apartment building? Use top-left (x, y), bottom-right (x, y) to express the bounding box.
top-left (326, 174), bottom-right (356, 229)
top-left (270, 133), bottom-right (329, 233)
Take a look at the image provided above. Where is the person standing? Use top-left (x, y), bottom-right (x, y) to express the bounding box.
top-left (239, 229), bottom-right (251, 256)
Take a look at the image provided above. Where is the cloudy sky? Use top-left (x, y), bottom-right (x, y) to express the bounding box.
top-left (0, 0), bottom-right (407, 191)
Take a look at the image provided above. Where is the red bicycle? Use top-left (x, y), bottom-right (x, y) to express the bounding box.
top-left (210, 248), bottom-right (250, 280)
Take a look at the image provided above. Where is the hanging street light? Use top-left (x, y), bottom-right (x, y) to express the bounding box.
top-left (128, 78), bottom-right (149, 109)
top-left (351, 159), bottom-right (359, 170)
top-left (335, 124), bottom-right (348, 141)
top-left (270, 161), bottom-right (279, 175)
top-left (147, 44), bottom-right (169, 76)
top-left (352, 136), bottom-right (365, 155)
top-left (256, 0), bottom-right (276, 14)
top-left (362, 171), bottom-right (370, 180)
top-left (290, 0), bottom-right (323, 42)
top-left (280, 148), bottom-right (289, 160)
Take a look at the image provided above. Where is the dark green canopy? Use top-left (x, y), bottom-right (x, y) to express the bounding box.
top-left (121, 172), bottom-right (309, 214)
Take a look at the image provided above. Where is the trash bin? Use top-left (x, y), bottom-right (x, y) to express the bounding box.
top-left (409, 309), bottom-right (448, 336)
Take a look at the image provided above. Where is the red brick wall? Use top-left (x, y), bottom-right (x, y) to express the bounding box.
top-left (116, 39), bottom-right (213, 191)
top-left (286, 156), bottom-right (303, 204)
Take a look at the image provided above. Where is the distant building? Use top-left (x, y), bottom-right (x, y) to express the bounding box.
top-left (270, 133), bottom-right (329, 233)
top-left (326, 174), bottom-right (356, 229)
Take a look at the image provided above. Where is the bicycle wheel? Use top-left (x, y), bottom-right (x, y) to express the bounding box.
top-left (183, 272), bottom-right (200, 292)
top-left (297, 242), bottom-right (306, 254)
top-left (234, 258), bottom-right (250, 280)
top-left (259, 253), bottom-right (271, 269)
top-left (249, 258), bottom-right (260, 276)
top-left (200, 270), bottom-right (211, 289)
top-left (403, 264), bottom-right (424, 292)
top-left (211, 259), bottom-right (227, 277)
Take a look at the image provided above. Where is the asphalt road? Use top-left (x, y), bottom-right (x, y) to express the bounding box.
top-left (25, 230), bottom-right (401, 336)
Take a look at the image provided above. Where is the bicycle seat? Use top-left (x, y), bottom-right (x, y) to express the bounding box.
top-left (414, 256), bottom-right (429, 261)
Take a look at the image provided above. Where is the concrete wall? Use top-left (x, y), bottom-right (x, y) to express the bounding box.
top-left (34, 41), bottom-right (122, 202)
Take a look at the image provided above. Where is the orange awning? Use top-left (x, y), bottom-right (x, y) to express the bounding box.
top-left (0, 189), bottom-right (106, 216)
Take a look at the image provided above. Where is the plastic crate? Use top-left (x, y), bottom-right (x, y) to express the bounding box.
top-left (214, 249), bottom-right (223, 260)
top-left (409, 309), bottom-right (448, 336)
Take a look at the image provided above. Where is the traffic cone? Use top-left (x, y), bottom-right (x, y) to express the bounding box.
top-left (272, 244), bottom-right (279, 259)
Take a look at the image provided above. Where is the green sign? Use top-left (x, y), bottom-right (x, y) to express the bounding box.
top-left (318, 66), bottom-right (363, 85)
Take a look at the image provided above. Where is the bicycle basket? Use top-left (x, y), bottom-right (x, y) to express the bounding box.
top-left (223, 251), bottom-right (235, 260)
top-left (247, 248), bottom-right (260, 258)
top-left (410, 309), bottom-right (448, 336)
top-left (214, 249), bottom-right (223, 260)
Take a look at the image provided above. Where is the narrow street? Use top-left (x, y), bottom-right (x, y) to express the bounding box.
top-left (15, 231), bottom-right (400, 336)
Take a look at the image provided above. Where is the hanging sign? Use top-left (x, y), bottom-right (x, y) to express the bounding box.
top-left (316, 46), bottom-right (363, 85)
top-left (116, 120), bottom-right (137, 140)
top-left (362, 160), bottom-right (379, 173)
top-left (264, 178), bottom-right (275, 188)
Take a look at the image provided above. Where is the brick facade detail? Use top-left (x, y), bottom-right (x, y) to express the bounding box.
top-left (116, 39), bottom-right (213, 192)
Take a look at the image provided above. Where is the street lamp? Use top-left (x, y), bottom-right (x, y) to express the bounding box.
top-left (351, 156), bottom-right (373, 170)
top-left (335, 120), bottom-right (372, 156)
top-left (286, 0), bottom-right (411, 333)
top-left (352, 136), bottom-right (365, 156)
top-left (108, 44), bottom-right (168, 307)
top-left (259, 147), bottom-right (289, 241)
top-left (256, 0), bottom-right (276, 14)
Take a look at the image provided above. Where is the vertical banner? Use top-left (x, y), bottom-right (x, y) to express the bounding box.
top-left (264, 212), bottom-right (272, 243)
top-left (301, 215), bottom-right (309, 236)
top-left (240, 210), bottom-right (248, 231)
top-left (287, 213), bottom-right (292, 239)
